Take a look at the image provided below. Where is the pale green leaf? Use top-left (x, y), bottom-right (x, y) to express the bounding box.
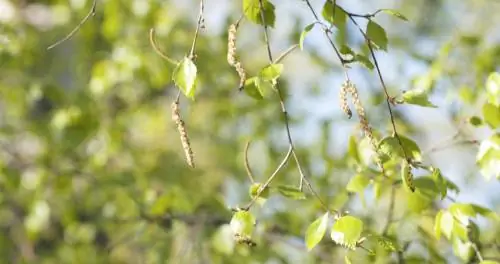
top-left (440, 211), bottom-right (455, 239)
top-left (402, 89), bottom-right (437, 107)
top-left (378, 135), bottom-right (422, 162)
top-left (476, 133), bottom-right (500, 180)
top-left (380, 9), bottom-right (408, 21)
top-left (243, 77), bottom-right (264, 100)
top-left (230, 211), bottom-right (256, 238)
top-left (486, 72), bottom-right (500, 105)
top-left (321, 1), bottom-right (347, 29)
top-left (355, 54), bottom-right (374, 70)
top-left (346, 174), bottom-right (370, 193)
top-left (243, 0), bottom-right (275, 27)
top-left (305, 212), bottom-right (329, 251)
top-left (366, 20), bottom-right (388, 51)
top-left (260, 63), bottom-right (283, 81)
top-left (299, 23), bottom-right (315, 50)
top-left (482, 102), bottom-right (500, 129)
top-left (480, 261), bottom-right (500, 264)
top-left (452, 237), bottom-right (474, 262)
top-left (434, 210), bottom-right (443, 239)
top-left (331, 216), bottom-right (364, 250)
top-left (172, 57), bottom-right (197, 99)
top-left (277, 185), bottom-right (306, 200)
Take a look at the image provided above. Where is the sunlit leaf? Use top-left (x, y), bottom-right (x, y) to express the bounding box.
top-left (485, 72), bottom-right (500, 105)
top-left (277, 185), bottom-right (306, 200)
top-left (378, 135), bottom-right (422, 162)
top-left (172, 57), bottom-right (197, 99)
top-left (434, 210), bottom-right (443, 239)
top-left (401, 89), bottom-right (437, 107)
top-left (346, 174), bottom-right (370, 193)
top-left (321, 1), bottom-right (347, 29)
top-left (476, 133), bottom-right (500, 180)
top-left (299, 23), bottom-right (315, 50)
top-left (331, 216), bottom-right (364, 250)
top-left (243, 77), bottom-right (264, 100)
top-left (305, 212), bottom-right (329, 250)
top-left (480, 261), bottom-right (500, 264)
top-left (431, 167), bottom-right (447, 200)
top-left (366, 20), bottom-right (388, 51)
top-left (482, 102), bottom-right (500, 129)
top-left (380, 9), bottom-right (408, 21)
top-left (230, 211), bottom-right (256, 238)
top-left (243, 0), bottom-right (276, 27)
top-left (260, 63), bottom-right (283, 81)
top-left (452, 237), bottom-right (474, 262)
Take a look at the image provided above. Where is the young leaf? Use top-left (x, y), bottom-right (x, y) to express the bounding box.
top-left (259, 63), bottom-right (283, 81)
top-left (366, 20), bottom-right (388, 51)
top-left (378, 135), bottom-right (422, 162)
top-left (476, 133), bottom-right (500, 180)
top-left (277, 185), bottom-right (306, 200)
top-left (439, 210), bottom-right (455, 239)
top-left (249, 182), bottom-right (269, 205)
top-left (305, 212), bottom-right (329, 251)
top-left (355, 54), bottom-right (374, 70)
top-left (402, 89), bottom-right (437, 108)
top-left (482, 102), bottom-right (500, 129)
top-left (380, 9), bottom-right (408, 21)
top-left (299, 23), bottom-right (315, 50)
top-left (348, 135), bottom-right (361, 163)
top-left (431, 167), bottom-right (447, 200)
top-left (434, 210), bottom-right (443, 239)
top-left (468, 116), bottom-right (483, 127)
top-left (230, 211), bottom-right (256, 238)
top-left (485, 72), bottom-right (500, 106)
top-left (346, 174), bottom-right (370, 193)
top-left (172, 57), bottom-right (197, 99)
top-left (243, 0), bottom-right (276, 27)
top-left (243, 77), bottom-right (264, 100)
top-left (321, 1), bottom-right (346, 29)
top-left (401, 160), bottom-right (415, 192)
top-left (331, 215), bottom-right (364, 250)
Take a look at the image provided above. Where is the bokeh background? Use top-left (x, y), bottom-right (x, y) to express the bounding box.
top-left (0, 0), bottom-right (499, 263)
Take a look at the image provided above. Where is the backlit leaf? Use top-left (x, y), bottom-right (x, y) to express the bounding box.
top-left (402, 89), bottom-right (437, 107)
top-left (277, 185), bottom-right (306, 200)
top-left (305, 212), bottom-right (329, 250)
top-left (366, 20), bottom-right (388, 51)
top-left (380, 9), bottom-right (408, 21)
top-left (331, 216), bottom-right (364, 250)
top-left (172, 57), bottom-right (197, 99)
top-left (243, 0), bottom-right (276, 27)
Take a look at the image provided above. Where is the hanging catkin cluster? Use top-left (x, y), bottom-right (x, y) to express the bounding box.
top-left (227, 24), bottom-right (246, 90)
top-left (343, 80), bottom-right (386, 174)
top-left (171, 101), bottom-right (195, 168)
top-left (339, 82), bottom-right (352, 119)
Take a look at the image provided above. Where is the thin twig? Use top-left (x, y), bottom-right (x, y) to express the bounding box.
top-left (273, 44), bottom-right (299, 64)
top-left (188, 0), bottom-right (205, 60)
top-left (244, 146), bottom-right (293, 210)
top-left (244, 141), bottom-right (256, 183)
top-left (47, 0), bottom-right (97, 50)
top-left (149, 29), bottom-right (178, 65)
top-left (471, 243), bottom-right (484, 262)
top-left (249, 0), bottom-right (333, 214)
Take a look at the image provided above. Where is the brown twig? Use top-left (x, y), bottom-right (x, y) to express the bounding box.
top-left (244, 141), bottom-right (256, 183)
top-left (47, 0), bottom-right (97, 50)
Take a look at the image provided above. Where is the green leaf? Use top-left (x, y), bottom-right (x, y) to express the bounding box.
top-left (348, 135), bottom-right (361, 163)
top-left (346, 174), bottom-right (370, 193)
top-left (434, 210), bottom-right (443, 239)
top-left (376, 236), bottom-right (399, 252)
top-left (468, 116), bottom-right (483, 127)
top-left (380, 9), bottom-right (408, 21)
top-left (431, 168), bottom-right (447, 200)
top-left (439, 210), bottom-right (455, 239)
top-left (354, 54), bottom-right (374, 70)
top-left (366, 20), bottom-right (388, 51)
top-left (299, 23), bottom-right (315, 50)
top-left (331, 216), bottom-right (364, 250)
top-left (276, 185), bottom-right (306, 200)
top-left (482, 102), bottom-right (500, 128)
top-left (449, 203), bottom-right (499, 221)
top-left (243, 77), bottom-right (264, 100)
top-left (452, 237), bottom-right (474, 262)
top-left (249, 182), bottom-right (269, 205)
top-left (321, 1), bottom-right (347, 29)
top-left (480, 261), bottom-right (500, 264)
top-left (401, 89), bottom-right (437, 107)
top-left (305, 212), bottom-right (329, 251)
top-left (401, 160), bottom-right (415, 192)
top-left (172, 57), bottom-right (197, 99)
top-left (230, 211), bottom-right (256, 238)
top-left (476, 133), bottom-right (500, 180)
top-left (485, 72), bottom-right (500, 106)
top-left (378, 135), bottom-right (422, 162)
top-left (340, 45), bottom-right (354, 55)
top-left (243, 0), bottom-right (276, 27)
top-left (259, 63), bottom-right (283, 81)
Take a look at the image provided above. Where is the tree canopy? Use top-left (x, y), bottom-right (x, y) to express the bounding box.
top-left (0, 0), bottom-right (499, 263)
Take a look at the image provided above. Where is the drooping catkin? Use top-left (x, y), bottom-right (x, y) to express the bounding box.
top-left (227, 24), bottom-right (246, 90)
top-left (339, 82), bottom-right (352, 119)
top-left (171, 101), bottom-right (195, 168)
top-left (345, 80), bottom-right (386, 174)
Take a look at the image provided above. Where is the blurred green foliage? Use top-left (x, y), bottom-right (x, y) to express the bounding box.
top-left (0, 0), bottom-right (499, 263)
